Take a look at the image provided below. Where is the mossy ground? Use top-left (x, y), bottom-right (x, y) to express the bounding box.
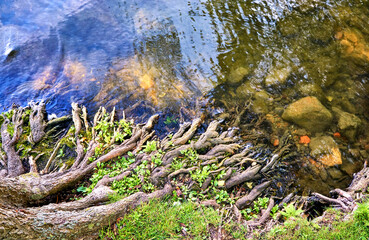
top-left (99, 198), bottom-right (369, 240)
top-left (99, 199), bottom-right (222, 239)
top-left (267, 202), bottom-right (369, 240)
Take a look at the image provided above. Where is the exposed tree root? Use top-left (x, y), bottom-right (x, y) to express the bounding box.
top-left (236, 181), bottom-right (272, 209)
top-left (2, 101), bottom-right (366, 239)
top-left (247, 198), bottom-right (275, 226)
top-left (0, 184), bottom-right (173, 240)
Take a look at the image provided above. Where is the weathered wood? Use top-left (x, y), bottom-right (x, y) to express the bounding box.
top-left (225, 164), bottom-right (262, 189)
top-left (348, 166), bottom-right (369, 193)
top-left (236, 181), bottom-right (271, 210)
top-left (0, 184), bottom-right (173, 240)
top-left (312, 192), bottom-right (349, 210)
top-left (1, 108), bottom-right (24, 177)
top-left (29, 102), bottom-right (47, 144)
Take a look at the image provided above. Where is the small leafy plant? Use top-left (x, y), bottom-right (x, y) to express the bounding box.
top-left (164, 116), bottom-right (178, 125)
top-left (241, 197), bottom-right (272, 220)
top-left (143, 140), bottom-right (157, 153)
top-left (191, 166), bottom-right (210, 185)
top-left (280, 203), bottom-right (304, 220)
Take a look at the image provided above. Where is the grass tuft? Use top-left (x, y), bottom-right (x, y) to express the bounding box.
top-left (99, 200), bottom-right (221, 239)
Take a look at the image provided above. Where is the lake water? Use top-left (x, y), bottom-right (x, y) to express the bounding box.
top-left (1, 0), bottom-right (369, 194)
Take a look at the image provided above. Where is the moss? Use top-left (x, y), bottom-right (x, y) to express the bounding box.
top-left (60, 135), bottom-right (76, 149)
top-left (88, 223), bottom-right (94, 230)
top-left (99, 200), bottom-right (222, 239)
top-left (20, 172), bottom-right (40, 179)
top-left (5, 110), bottom-right (14, 120)
top-left (7, 123), bottom-right (14, 137)
top-left (63, 158), bottom-right (76, 168)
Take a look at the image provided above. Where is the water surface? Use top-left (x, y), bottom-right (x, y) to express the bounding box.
top-left (2, 0), bottom-right (369, 194)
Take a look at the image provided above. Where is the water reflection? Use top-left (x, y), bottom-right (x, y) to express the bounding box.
top-left (0, 0), bottom-right (219, 114)
top-left (206, 0), bottom-right (369, 194)
top-left (1, 0), bottom-right (369, 193)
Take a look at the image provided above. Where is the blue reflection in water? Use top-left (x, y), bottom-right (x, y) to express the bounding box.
top-left (0, 0), bottom-right (218, 115)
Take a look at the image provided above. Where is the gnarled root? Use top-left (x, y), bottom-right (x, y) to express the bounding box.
top-left (236, 181), bottom-right (271, 210)
top-left (1, 108), bottom-right (25, 177)
top-left (29, 101), bottom-right (47, 144)
top-left (0, 184), bottom-right (173, 240)
top-left (0, 102), bottom-right (296, 239)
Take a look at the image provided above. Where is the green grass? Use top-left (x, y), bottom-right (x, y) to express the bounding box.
top-left (99, 200), bottom-right (221, 239)
top-left (267, 201), bottom-right (369, 240)
top-left (99, 197), bottom-right (369, 240)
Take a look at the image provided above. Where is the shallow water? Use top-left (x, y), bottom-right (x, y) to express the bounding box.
top-left (1, 0), bottom-right (369, 194)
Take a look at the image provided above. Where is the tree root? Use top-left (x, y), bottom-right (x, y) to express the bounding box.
top-left (0, 184), bottom-right (173, 240)
top-left (29, 101), bottom-right (47, 144)
top-left (225, 165), bottom-right (262, 189)
top-left (0, 102), bottom-right (308, 238)
top-left (247, 198), bottom-right (275, 226)
top-left (312, 192), bottom-right (349, 211)
top-left (1, 108), bottom-right (24, 177)
top-left (236, 181), bottom-right (271, 209)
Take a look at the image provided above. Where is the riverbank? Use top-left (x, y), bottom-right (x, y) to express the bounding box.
top-left (99, 192), bottom-right (369, 239)
top-left (0, 102), bottom-right (368, 239)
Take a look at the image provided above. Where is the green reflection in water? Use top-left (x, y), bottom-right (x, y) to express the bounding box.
top-left (204, 0), bottom-right (369, 194)
top-left (95, 0), bottom-right (369, 194)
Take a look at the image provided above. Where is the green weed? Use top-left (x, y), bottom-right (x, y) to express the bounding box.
top-left (280, 203), bottom-right (304, 220)
top-left (143, 140), bottom-right (157, 153)
top-left (164, 116), bottom-right (178, 125)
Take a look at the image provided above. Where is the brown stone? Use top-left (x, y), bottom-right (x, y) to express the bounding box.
top-left (318, 147), bottom-right (342, 167)
top-left (282, 96), bottom-right (333, 133)
top-left (310, 136), bottom-right (342, 167)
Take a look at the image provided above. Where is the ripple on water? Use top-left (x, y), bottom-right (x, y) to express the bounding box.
top-left (1, 0), bottom-right (369, 194)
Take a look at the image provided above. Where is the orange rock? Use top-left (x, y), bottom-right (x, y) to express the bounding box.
top-left (333, 132), bottom-right (341, 138)
top-left (273, 138), bottom-right (279, 147)
top-left (318, 147), bottom-right (342, 167)
top-left (299, 135), bottom-right (311, 144)
top-left (344, 31), bottom-right (358, 44)
top-left (335, 31), bottom-right (343, 40)
top-left (139, 74), bottom-right (155, 90)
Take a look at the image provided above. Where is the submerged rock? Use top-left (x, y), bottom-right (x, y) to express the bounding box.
top-left (282, 96), bottom-right (333, 133)
top-left (228, 66), bottom-right (250, 84)
top-left (332, 107), bottom-right (361, 142)
top-left (264, 66), bottom-right (291, 87)
top-left (336, 28), bottom-right (369, 66)
top-left (251, 90), bottom-right (272, 114)
top-left (235, 81), bottom-right (260, 98)
top-left (297, 83), bottom-right (324, 100)
top-left (310, 136), bottom-right (342, 167)
top-left (327, 167), bottom-right (344, 180)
